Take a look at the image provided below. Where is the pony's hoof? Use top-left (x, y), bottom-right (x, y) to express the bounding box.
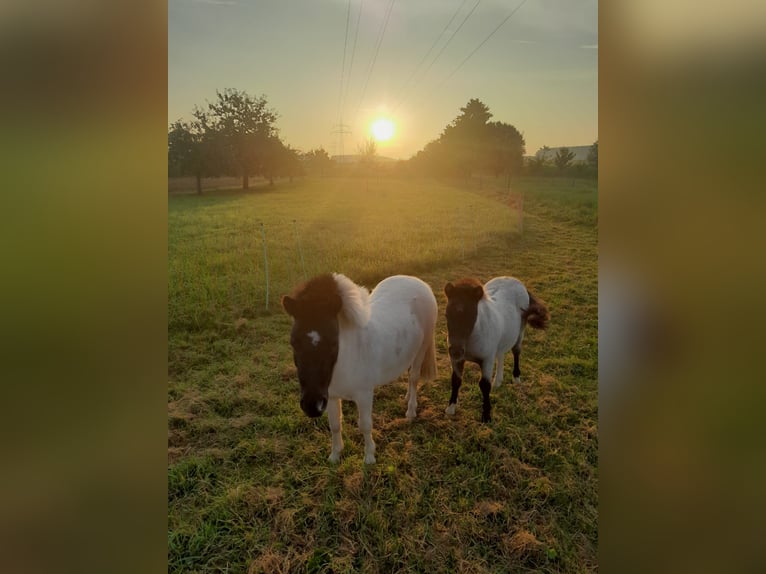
top-left (445, 403), bottom-right (457, 416)
top-left (364, 454), bottom-right (376, 464)
top-left (406, 410), bottom-right (417, 420)
top-left (492, 380), bottom-right (502, 389)
top-left (481, 413), bottom-right (492, 423)
top-left (512, 376), bottom-right (521, 384)
top-left (328, 452), bottom-right (341, 464)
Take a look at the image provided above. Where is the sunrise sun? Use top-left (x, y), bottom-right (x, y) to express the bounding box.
top-left (370, 117), bottom-right (395, 142)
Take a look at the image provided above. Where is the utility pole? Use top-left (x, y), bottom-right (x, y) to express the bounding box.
top-left (331, 123), bottom-right (352, 160)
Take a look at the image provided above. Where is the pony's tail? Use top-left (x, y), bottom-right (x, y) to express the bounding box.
top-left (523, 290), bottom-right (550, 330)
top-left (419, 336), bottom-right (438, 382)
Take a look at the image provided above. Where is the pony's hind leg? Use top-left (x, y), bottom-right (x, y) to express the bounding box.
top-left (492, 353), bottom-right (505, 389)
top-left (406, 368), bottom-right (419, 420)
top-left (327, 399), bottom-right (344, 464)
top-left (479, 357), bottom-right (495, 423)
top-left (356, 393), bottom-right (376, 464)
top-left (512, 329), bottom-right (525, 384)
top-left (445, 360), bottom-right (465, 416)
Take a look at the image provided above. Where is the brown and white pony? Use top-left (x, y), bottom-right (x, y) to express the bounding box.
top-left (282, 273), bottom-right (438, 464)
top-left (444, 276), bottom-right (549, 422)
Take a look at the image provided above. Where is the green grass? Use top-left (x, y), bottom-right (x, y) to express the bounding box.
top-left (168, 176), bottom-right (598, 573)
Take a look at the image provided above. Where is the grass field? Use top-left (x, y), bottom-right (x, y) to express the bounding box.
top-left (168, 176), bottom-right (598, 573)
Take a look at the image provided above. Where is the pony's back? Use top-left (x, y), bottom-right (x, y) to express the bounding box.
top-left (333, 275), bottom-right (438, 391)
top-left (370, 275), bottom-right (438, 325)
top-left (485, 277), bottom-right (529, 317)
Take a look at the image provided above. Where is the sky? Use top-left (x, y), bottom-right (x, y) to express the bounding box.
top-left (169, 0), bottom-right (597, 160)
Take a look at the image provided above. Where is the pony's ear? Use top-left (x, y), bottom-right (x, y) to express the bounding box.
top-left (472, 285), bottom-right (484, 300)
top-left (282, 295), bottom-right (300, 317)
top-left (444, 282), bottom-right (455, 297)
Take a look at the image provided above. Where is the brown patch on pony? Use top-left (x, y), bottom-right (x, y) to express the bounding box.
top-left (445, 277), bottom-right (485, 296)
top-left (281, 274), bottom-right (341, 318)
top-left (523, 290), bottom-right (550, 330)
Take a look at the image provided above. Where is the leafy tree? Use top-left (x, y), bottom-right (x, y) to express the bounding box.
top-left (405, 99), bottom-right (524, 182)
top-left (486, 121), bottom-right (525, 187)
top-left (167, 119), bottom-right (220, 194)
top-left (277, 143), bottom-right (303, 182)
top-left (304, 147), bottom-right (332, 177)
top-left (554, 147), bottom-right (576, 174)
top-left (588, 140), bottom-right (598, 173)
top-left (197, 88), bottom-right (278, 190)
top-left (442, 98), bottom-right (493, 179)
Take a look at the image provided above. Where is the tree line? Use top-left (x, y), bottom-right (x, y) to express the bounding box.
top-left (169, 91), bottom-right (597, 193)
top-left (168, 89), bottom-right (332, 193)
top-left (525, 142), bottom-right (598, 178)
top-left (403, 98), bottom-right (597, 182)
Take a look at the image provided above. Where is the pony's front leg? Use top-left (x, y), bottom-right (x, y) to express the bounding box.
top-left (445, 359), bottom-right (465, 416)
top-left (356, 393), bottom-right (376, 464)
top-left (327, 399), bottom-right (344, 463)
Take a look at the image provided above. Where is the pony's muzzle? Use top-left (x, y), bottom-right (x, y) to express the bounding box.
top-left (300, 394), bottom-right (328, 418)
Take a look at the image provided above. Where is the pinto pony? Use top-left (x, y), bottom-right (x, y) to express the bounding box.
top-left (282, 273), bottom-right (438, 464)
top-left (444, 276), bottom-right (549, 422)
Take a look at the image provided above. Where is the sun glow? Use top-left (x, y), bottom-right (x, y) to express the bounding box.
top-left (370, 117), bottom-right (395, 142)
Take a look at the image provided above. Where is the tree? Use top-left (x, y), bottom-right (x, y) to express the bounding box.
top-left (168, 119), bottom-right (219, 194)
top-left (358, 138), bottom-right (377, 166)
top-left (277, 143), bottom-right (303, 182)
top-left (405, 99), bottom-right (525, 182)
top-left (443, 98), bottom-right (493, 180)
top-left (554, 147), bottom-right (576, 174)
top-left (304, 147), bottom-right (332, 177)
top-left (198, 88), bottom-right (279, 190)
top-left (486, 121), bottom-right (525, 187)
top-left (588, 140), bottom-right (598, 174)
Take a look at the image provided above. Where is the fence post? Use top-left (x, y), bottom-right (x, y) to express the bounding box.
top-left (260, 222), bottom-right (270, 310)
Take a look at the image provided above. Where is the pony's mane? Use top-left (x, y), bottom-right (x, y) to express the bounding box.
top-left (332, 273), bottom-right (371, 327)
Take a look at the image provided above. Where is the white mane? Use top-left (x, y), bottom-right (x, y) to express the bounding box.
top-left (332, 273), bottom-right (371, 327)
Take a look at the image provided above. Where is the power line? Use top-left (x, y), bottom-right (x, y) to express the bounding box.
top-left (336, 0), bottom-right (353, 125)
top-left (353, 0), bottom-right (396, 130)
top-left (341, 0), bottom-right (365, 122)
top-left (397, 0), bottom-right (482, 113)
top-left (335, 0), bottom-right (353, 156)
top-left (438, 0), bottom-right (530, 89)
top-left (392, 0), bottom-right (469, 112)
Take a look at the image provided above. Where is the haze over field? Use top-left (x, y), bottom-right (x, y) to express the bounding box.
top-left (169, 0), bottom-right (598, 159)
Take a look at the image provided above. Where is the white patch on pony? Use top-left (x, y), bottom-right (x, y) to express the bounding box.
top-left (307, 330), bottom-right (321, 346)
top-left (445, 403), bottom-right (457, 416)
top-left (332, 273), bottom-right (371, 327)
top-left (513, 376), bottom-right (521, 384)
